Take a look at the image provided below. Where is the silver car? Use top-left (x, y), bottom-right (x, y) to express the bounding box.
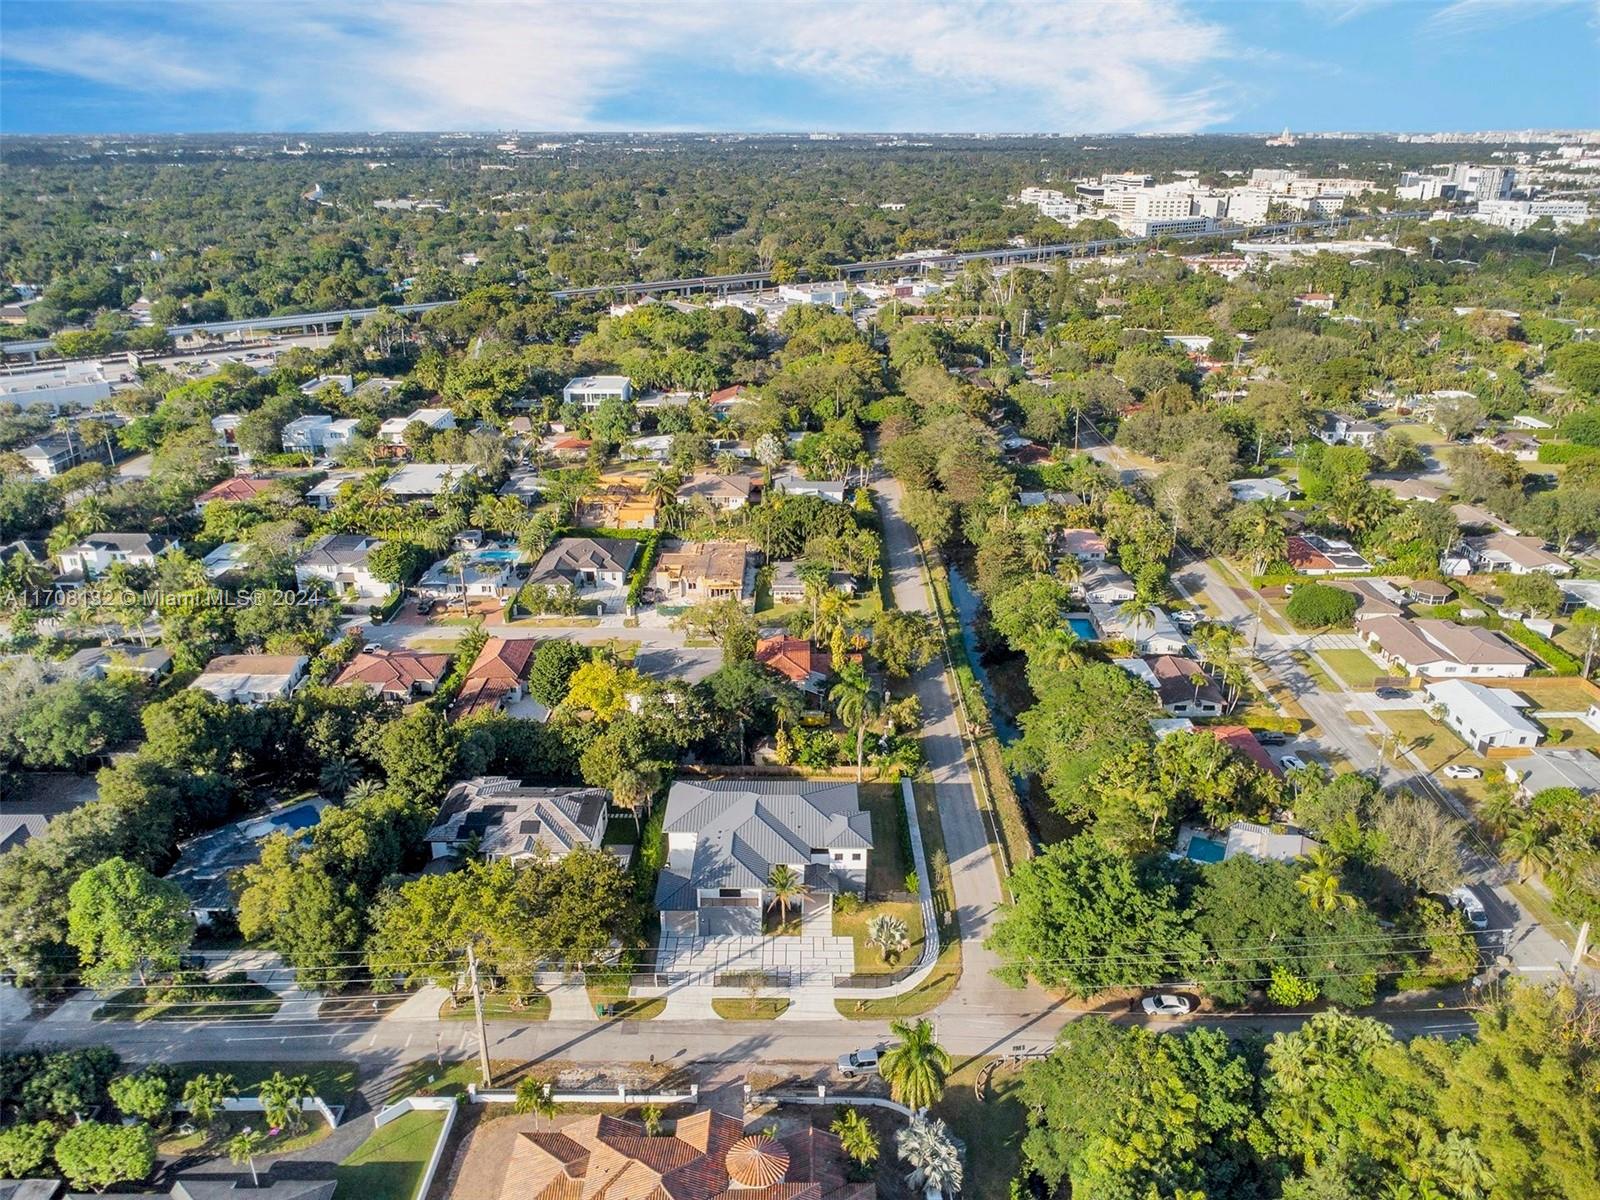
top-left (837, 1047), bottom-right (881, 1077)
top-left (1140, 994), bottom-right (1194, 1017)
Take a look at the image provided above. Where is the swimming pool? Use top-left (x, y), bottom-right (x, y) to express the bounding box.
top-left (1066, 616), bottom-right (1097, 641)
top-left (267, 803), bottom-right (322, 831)
top-left (474, 549), bottom-right (522, 563)
top-left (1186, 835), bottom-right (1227, 864)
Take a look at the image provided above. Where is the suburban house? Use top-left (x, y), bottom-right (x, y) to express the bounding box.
top-left (528, 536), bottom-right (639, 598)
top-left (542, 434), bottom-right (592, 460)
top-left (1210, 725), bottom-right (1285, 778)
top-left (416, 554), bottom-right (518, 602)
top-left (1055, 528), bottom-right (1109, 562)
top-left (755, 635), bottom-right (834, 694)
top-left (164, 800), bottom-right (327, 925)
top-left (1361, 616), bottom-right (1533, 679)
top-left (677, 471), bottom-right (762, 511)
top-left (192, 476), bottom-right (279, 513)
top-left (499, 1111), bottom-right (870, 1200)
top-left (382, 461), bottom-right (477, 502)
top-left (1178, 820), bottom-right (1315, 864)
top-left (189, 654), bottom-right (309, 705)
top-left (561, 374), bottom-right (633, 410)
top-left (1287, 534), bottom-right (1371, 575)
top-left (1464, 532), bottom-right (1573, 577)
top-left (1328, 577), bottom-right (1407, 619)
top-left (20, 432), bottom-right (105, 479)
top-left (1092, 604), bottom-right (1188, 656)
top-left (57, 532), bottom-right (177, 580)
top-left (498, 467), bottom-right (543, 500)
top-left (1423, 680), bottom-right (1542, 752)
top-left (449, 637), bottom-right (536, 720)
top-left (655, 778), bottom-right (874, 937)
top-left (1504, 749), bottom-right (1600, 799)
top-left (1476, 430), bottom-right (1540, 461)
top-left (770, 472), bottom-right (847, 503)
top-left (1078, 562), bottom-right (1137, 604)
top-left (1228, 477), bottom-right (1294, 503)
top-left (281, 413), bottom-right (360, 456)
top-left (651, 540), bottom-right (752, 605)
top-left (426, 776), bottom-right (610, 862)
top-left (295, 533), bottom-right (388, 601)
top-left (378, 405), bottom-right (456, 447)
top-left (575, 470), bottom-right (661, 529)
top-left (768, 561), bottom-right (856, 605)
top-left (333, 648), bottom-right (451, 700)
top-left (1117, 654), bottom-right (1225, 717)
top-left (201, 541), bottom-right (251, 578)
top-left (213, 413), bottom-right (247, 462)
top-left (306, 470), bottom-right (365, 510)
top-left (64, 644), bottom-right (173, 680)
top-left (1318, 413), bottom-right (1380, 447)
top-left (624, 433), bottom-right (674, 461)
top-left (299, 373), bottom-right (354, 396)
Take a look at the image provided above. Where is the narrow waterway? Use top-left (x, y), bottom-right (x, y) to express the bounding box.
top-left (946, 564), bottom-right (1020, 743)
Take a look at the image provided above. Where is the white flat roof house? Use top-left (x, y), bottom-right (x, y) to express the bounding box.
top-left (562, 375), bottom-right (633, 410)
top-left (1228, 478), bottom-right (1294, 503)
top-left (189, 654), bottom-right (308, 706)
top-left (1423, 680), bottom-right (1542, 752)
top-left (282, 413), bottom-right (360, 455)
top-left (299, 374), bottom-right (355, 397)
top-left (378, 406), bottom-right (456, 445)
top-left (1093, 604), bottom-right (1188, 656)
top-left (383, 462), bottom-right (477, 501)
top-left (770, 472), bottom-right (847, 503)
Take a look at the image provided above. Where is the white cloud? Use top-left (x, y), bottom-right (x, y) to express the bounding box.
top-left (2, 0), bottom-right (1247, 131)
top-left (1425, 0), bottom-right (1590, 35)
top-left (3, 30), bottom-right (224, 92)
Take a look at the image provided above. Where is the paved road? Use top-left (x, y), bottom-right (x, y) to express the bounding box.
top-left (875, 475), bottom-right (1041, 1027)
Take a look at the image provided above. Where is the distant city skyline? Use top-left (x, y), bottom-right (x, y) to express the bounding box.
top-left (0, 0), bottom-right (1596, 136)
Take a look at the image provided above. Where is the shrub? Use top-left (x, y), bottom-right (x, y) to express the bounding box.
top-left (1500, 621), bottom-right (1581, 675)
top-left (0, 1122), bottom-right (55, 1179)
top-left (1535, 442), bottom-right (1600, 465)
top-left (1286, 582), bottom-right (1358, 629)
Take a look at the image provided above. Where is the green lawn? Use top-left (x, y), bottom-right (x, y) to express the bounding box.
top-left (171, 1061), bottom-right (359, 1107)
top-left (835, 898), bottom-right (927, 974)
top-left (437, 992), bottom-right (550, 1021)
top-left (333, 1109), bottom-right (446, 1200)
top-left (835, 938), bottom-right (962, 1019)
top-left (1546, 718), bottom-right (1600, 752)
top-left (711, 997), bottom-right (791, 1020)
top-left (857, 783), bottom-right (912, 892)
top-left (585, 973), bottom-right (666, 1020)
top-left (93, 979), bottom-right (280, 1023)
top-left (934, 1059), bottom-right (1029, 1200)
top-left (1286, 650), bottom-right (1339, 694)
top-left (1374, 710), bottom-right (1497, 807)
top-left (1319, 648), bottom-right (1388, 690)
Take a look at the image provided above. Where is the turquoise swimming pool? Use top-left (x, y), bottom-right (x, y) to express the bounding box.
top-left (1067, 616), bottom-right (1097, 640)
top-left (1186, 835), bottom-right (1227, 864)
top-left (474, 549), bottom-right (521, 563)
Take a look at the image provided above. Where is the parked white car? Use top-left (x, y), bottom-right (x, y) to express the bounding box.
top-left (1443, 764), bottom-right (1482, 780)
top-left (1449, 885), bottom-right (1489, 930)
top-left (1280, 754), bottom-right (1307, 772)
top-left (1140, 994), bottom-right (1194, 1017)
top-left (837, 1047), bottom-right (881, 1077)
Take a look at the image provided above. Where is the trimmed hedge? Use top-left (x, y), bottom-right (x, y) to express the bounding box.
top-left (1500, 620), bottom-right (1582, 676)
top-left (626, 531), bottom-right (663, 608)
top-left (1536, 442), bottom-right (1600, 465)
top-left (368, 589), bottom-right (406, 623)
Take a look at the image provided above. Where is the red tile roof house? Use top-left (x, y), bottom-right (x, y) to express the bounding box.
top-left (449, 637), bottom-right (536, 720)
top-left (193, 476), bottom-right (280, 513)
top-left (755, 635), bottom-right (833, 693)
top-left (499, 1110), bottom-right (870, 1200)
top-left (1210, 725), bottom-right (1285, 778)
top-left (333, 648), bottom-right (451, 701)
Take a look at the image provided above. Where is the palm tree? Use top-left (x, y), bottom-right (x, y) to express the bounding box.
top-left (226, 1128), bottom-right (268, 1187)
top-left (830, 1107), bottom-right (879, 1168)
top-left (611, 764), bottom-right (659, 833)
top-left (1296, 849), bottom-right (1357, 914)
top-left (830, 662), bottom-right (878, 783)
top-left (1477, 782), bottom-right (1520, 841)
top-left (644, 465), bottom-right (679, 507)
top-left (259, 1071), bottom-right (314, 1133)
top-left (1501, 820), bottom-right (1554, 882)
top-left (513, 1077), bottom-right (558, 1119)
top-left (318, 757), bottom-right (361, 796)
top-left (878, 1017), bottom-right (952, 1110)
top-left (895, 1115), bottom-right (963, 1197)
top-left (715, 450), bottom-right (741, 475)
top-left (444, 551), bottom-right (472, 616)
top-left (345, 778), bottom-right (385, 804)
top-left (1053, 551), bottom-right (1081, 589)
top-left (766, 863), bottom-right (806, 924)
top-left (866, 913), bottom-right (910, 964)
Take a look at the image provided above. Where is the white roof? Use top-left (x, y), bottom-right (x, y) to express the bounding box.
top-left (1423, 681), bottom-right (1539, 738)
top-left (564, 374), bottom-right (631, 391)
top-left (1228, 478), bottom-right (1293, 502)
top-left (383, 462), bottom-right (476, 496)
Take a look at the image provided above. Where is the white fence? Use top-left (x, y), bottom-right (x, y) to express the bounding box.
top-left (372, 1094), bottom-right (458, 1200)
top-left (176, 1094), bottom-right (342, 1130)
top-left (468, 1083), bottom-right (698, 1106)
top-left (747, 1085), bottom-right (916, 1119)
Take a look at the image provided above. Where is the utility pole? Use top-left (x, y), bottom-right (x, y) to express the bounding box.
top-left (1573, 922), bottom-right (1591, 975)
top-left (465, 942), bottom-right (492, 1087)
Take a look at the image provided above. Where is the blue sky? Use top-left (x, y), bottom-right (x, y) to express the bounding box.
top-left (1, 0), bottom-right (1596, 134)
